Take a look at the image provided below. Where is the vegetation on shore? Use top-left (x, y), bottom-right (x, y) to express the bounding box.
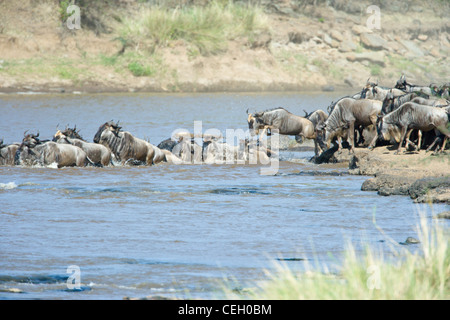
top-left (118, 1), bottom-right (268, 57)
top-left (223, 210), bottom-right (449, 300)
top-left (0, 0), bottom-right (448, 92)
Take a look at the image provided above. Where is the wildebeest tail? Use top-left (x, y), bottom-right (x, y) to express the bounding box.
top-left (85, 156), bottom-right (103, 168)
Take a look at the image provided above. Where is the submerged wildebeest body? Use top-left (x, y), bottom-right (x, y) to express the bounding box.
top-left (324, 97), bottom-right (383, 153)
top-left (169, 131), bottom-right (203, 163)
top-left (93, 121), bottom-right (172, 165)
top-left (378, 102), bottom-right (450, 154)
top-left (14, 134), bottom-right (93, 168)
top-left (247, 107), bottom-right (320, 155)
top-left (53, 130), bottom-right (112, 166)
top-left (0, 140), bottom-right (20, 166)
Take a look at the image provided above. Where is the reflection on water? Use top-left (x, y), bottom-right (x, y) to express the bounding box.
top-left (0, 92), bottom-right (448, 299)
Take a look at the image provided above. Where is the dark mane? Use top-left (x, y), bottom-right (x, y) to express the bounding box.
top-left (62, 127), bottom-right (84, 141)
top-left (255, 107), bottom-right (289, 116)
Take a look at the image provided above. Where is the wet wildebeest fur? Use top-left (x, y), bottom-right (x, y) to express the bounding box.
top-left (15, 133), bottom-right (95, 167)
top-left (0, 140), bottom-right (20, 166)
top-left (247, 107), bottom-right (320, 155)
top-left (53, 130), bottom-right (112, 166)
top-left (93, 121), bottom-right (172, 165)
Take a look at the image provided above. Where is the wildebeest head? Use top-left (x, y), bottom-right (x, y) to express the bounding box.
top-left (93, 121), bottom-right (122, 143)
top-left (62, 126), bottom-right (83, 140)
top-left (361, 78), bottom-right (378, 99)
top-left (395, 74), bottom-right (407, 90)
top-left (52, 130), bottom-right (69, 143)
top-left (376, 116), bottom-right (400, 143)
top-left (246, 109), bottom-right (265, 136)
top-left (21, 132), bottom-right (40, 148)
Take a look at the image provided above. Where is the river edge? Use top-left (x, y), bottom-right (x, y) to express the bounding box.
top-left (328, 145), bottom-right (450, 205)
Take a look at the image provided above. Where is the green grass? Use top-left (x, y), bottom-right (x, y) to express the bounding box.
top-left (388, 55), bottom-right (421, 73)
top-left (127, 61), bottom-right (154, 77)
top-left (223, 209), bottom-right (449, 300)
top-left (370, 63), bottom-right (382, 76)
top-left (118, 0), bottom-right (268, 56)
top-left (0, 57), bottom-right (87, 81)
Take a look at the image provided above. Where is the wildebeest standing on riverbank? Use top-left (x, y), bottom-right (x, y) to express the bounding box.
top-left (324, 97), bottom-right (382, 153)
top-left (377, 103), bottom-right (450, 154)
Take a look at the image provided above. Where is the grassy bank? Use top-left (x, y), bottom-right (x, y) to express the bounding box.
top-left (223, 210), bottom-right (449, 299)
top-left (119, 1), bottom-right (269, 57)
top-left (0, 0), bottom-right (448, 92)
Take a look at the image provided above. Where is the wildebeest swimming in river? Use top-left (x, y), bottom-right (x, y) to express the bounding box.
top-left (93, 121), bottom-right (177, 165)
top-left (0, 139), bottom-right (20, 166)
top-left (53, 129), bottom-right (113, 166)
top-left (15, 132), bottom-right (95, 167)
top-left (246, 107), bottom-right (320, 155)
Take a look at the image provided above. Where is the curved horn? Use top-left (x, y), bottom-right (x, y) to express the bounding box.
top-left (23, 130), bottom-right (29, 137)
top-left (36, 131), bottom-right (39, 138)
top-left (303, 109), bottom-right (309, 118)
top-left (246, 108), bottom-right (249, 115)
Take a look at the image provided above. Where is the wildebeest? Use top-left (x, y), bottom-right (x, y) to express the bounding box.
top-left (93, 121), bottom-right (170, 165)
top-left (394, 75), bottom-right (432, 96)
top-left (324, 97), bottom-right (383, 153)
top-left (410, 97), bottom-right (449, 108)
top-left (15, 133), bottom-right (94, 167)
top-left (382, 91), bottom-right (418, 114)
top-left (0, 140), bottom-right (20, 166)
top-left (53, 130), bottom-right (113, 166)
top-left (170, 130), bottom-right (203, 164)
top-left (361, 81), bottom-right (405, 101)
top-left (202, 135), bottom-right (242, 164)
top-left (377, 103), bottom-right (450, 154)
top-left (304, 109), bottom-right (328, 153)
top-left (246, 107), bottom-right (320, 155)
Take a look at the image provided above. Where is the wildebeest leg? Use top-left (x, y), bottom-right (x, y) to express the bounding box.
top-left (416, 130), bottom-right (422, 151)
top-left (258, 125), bottom-right (272, 144)
top-left (395, 126), bottom-right (408, 154)
top-left (367, 127), bottom-right (379, 150)
top-left (426, 136), bottom-right (442, 153)
top-left (436, 125), bottom-right (450, 153)
top-left (439, 136), bottom-right (448, 153)
top-left (313, 137), bottom-right (319, 156)
top-left (404, 129), bottom-right (417, 151)
top-left (347, 121), bottom-right (355, 154)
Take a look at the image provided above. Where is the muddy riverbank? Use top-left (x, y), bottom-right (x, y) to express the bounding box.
top-left (329, 146), bottom-right (450, 204)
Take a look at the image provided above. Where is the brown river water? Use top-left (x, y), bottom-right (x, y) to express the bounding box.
top-left (0, 92), bottom-right (448, 299)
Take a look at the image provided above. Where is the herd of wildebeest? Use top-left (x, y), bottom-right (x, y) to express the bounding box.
top-left (1, 75), bottom-right (449, 168)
